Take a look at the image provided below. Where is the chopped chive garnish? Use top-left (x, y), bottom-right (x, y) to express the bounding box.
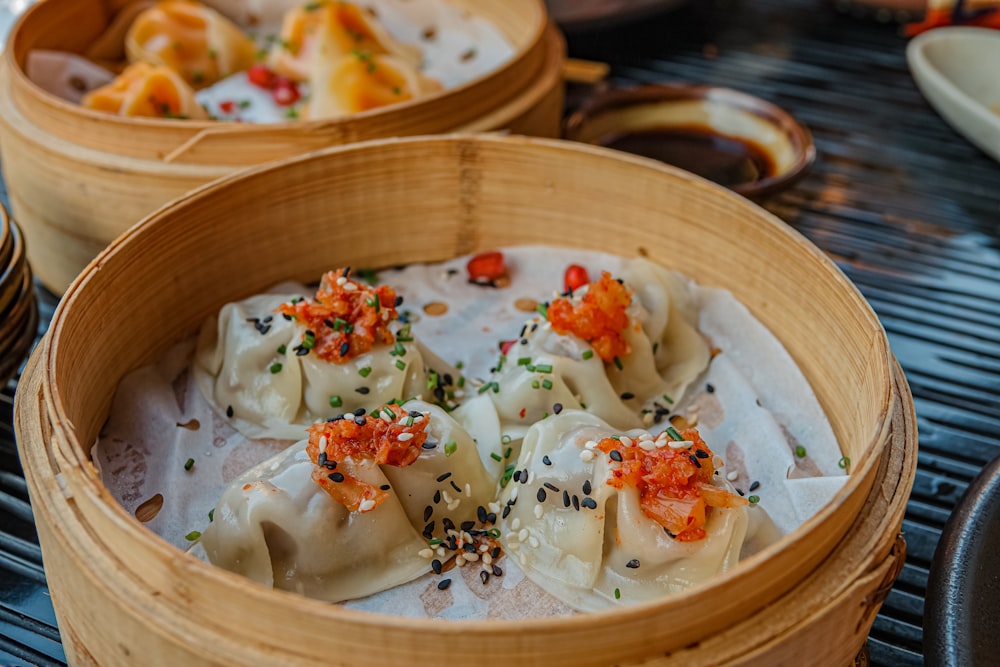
top-left (302, 330), bottom-right (316, 350)
top-left (333, 317), bottom-right (348, 331)
top-left (185, 531), bottom-right (201, 541)
top-left (500, 464), bottom-right (516, 488)
top-left (391, 342), bottom-right (406, 357)
top-left (665, 426), bottom-right (684, 441)
top-left (277, 344), bottom-right (287, 354)
top-left (455, 360), bottom-right (464, 369)
top-left (487, 528), bottom-right (501, 538)
top-left (614, 588), bottom-right (621, 600)
top-left (504, 446), bottom-right (512, 459)
top-left (184, 458), bottom-right (195, 471)
top-left (613, 356), bottom-right (624, 371)
top-left (426, 371), bottom-right (439, 390)
top-left (541, 379), bottom-right (553, 390)
top-left (536, 302), bottom-right (549, 318)
top-left (531, 380), bottom-right (540, 389)
top-left (270, 362), bottom-right (283, 373)
top-left (662, 394), bottom-right (674, 404)
top-left (395, 360), bottom-right (406, 371)
top-left (490, 452), bottom-right (502, 462)
top-left (208, 509), bottom-right (214, 522)
top-left (428, 538), bottom-right (443, 546)
top-left (406, 416), bottom-right (414, 426)
top-left (582, 350), bottom-right (594, 360)
top-left (795, 445), bottom-right (807, 458)
top-left (444, 440), bottom-right (457, 457)
top-left (329, 395), bottom-right (342, 408)
top-left (534, 364), bottom-right (553, 374)
top-left (359, 366), bottom-right (372, 378)
top-left (838, 456), bottom-right (851, 470)
top-left (501, 434), bottom-right (512, 444)
top-left (749, 495), bottom-right (760, 504)
top-left (517, 357), bottom-right (531, 366)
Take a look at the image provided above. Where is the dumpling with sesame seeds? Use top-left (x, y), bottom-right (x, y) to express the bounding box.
top-left (194, 268), bottom-right (454, 440)
top-left (497, 409), bottom-right (758, 611)
top-left (200, 400), bottom-right (497, 602)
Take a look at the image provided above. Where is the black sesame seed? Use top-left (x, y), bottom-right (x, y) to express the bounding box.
top-left (431, 559), bottom-right (443, 574)
top-left (480, 571), bottom-right (490, 585)
top-left (609, 450), bottom-right (623, 462)
top-left (422, 441), bottom-right (437, 449)
top-left (295, 346), bottom-right (309, 356)
top-left (438, 579), bottom-right (452, 591)
top-left (513, 470), bottom-right (523, 483)
top-left (695, 449), bottom-right (710, 459)
top-left (520, 339), bottom-right (528, 345)
top-left (226, 405), bottom-right (234, 418)
top-left (380, 484), bottom-right (391, 491)
top-left (572, 495), bottom-right (580, 511)
top-left (706, 383), bottom-right (715, 393)
top-left (442, 518), bottom-right (456, 532)
top-left (324, 460), bottom-right (337, 470)
top-left (450, 481), bottom-right (462, 493)
top-left (665, 528), bottom-right (676, 538)
top-left (318, 452), bottom-right (327, 465)
top-left (542, 455), bottom-right (552, 466)
top-left (461, 520), bottom-right (476, 532)
top-left (423, 522), bottom-right (435, 538)
top-left (353, 408), bottom-right (366, 416)
top-left (582, 480), bottom-right (592, 495)
top-left (736, 488), bottom-right (745, 496)
top-left (436, 472), bottom-right (452, 482)
top-left (424, 506), bottom-right (434, 522)
top-left (689, 455), bottom-right (702, 468)
top-left (486, 512), bottom-right (496, 523)
top-left (433, 386), bottom-right (445, 401)
top-left (354, 416), bottom-right (366, 425)
top-left (340, 341), bottom-right (350, 356)
top-left (433, 490), bottom-right (441, 504)
top-left (443, 373), bottom-right (454, 386)
top-left (562, 490), bottom-right (570, 507)
top-left (491, 546), bottom-right (501, 559)
top-left (394, 295), bottom-right (404, 307)
top-left (324, 318), bottom-right (335, 329)
top-left (502, 506), bottom-right (511, 519)
top-left (519, 324), bottom-right (527, 338)
top-left (553, 403), bottom-right (563, 414)
top-left (492, 564), bottom-right (503, 577)
top-left (620, 392), bottom-right (635, 400)
top-left (356, 387), bottom-right (370, 395)
top-left (536, 488), bottom-right (547, 502)
top-left (581, 497), bottom-right (597, 510)
top-left (477, 506), bottom-right (488, 523)
top-left (329, 472), bottom-right (345, 482)
top-left (543, 482), bottom-right (560, 493)
top-left (749, 481), bottom-right (760, 492)
top-left (626, 559), bottom-right (640, 569)
top-left (463, 543), bottom-right (477, 553)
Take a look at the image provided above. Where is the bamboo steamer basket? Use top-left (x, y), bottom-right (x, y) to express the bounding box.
top-left (0, 204), bottom-right (38, 387)
top-left (14, 135), bottom-right (916, 667)
top-left (0, 0), bottom-right (565, 294)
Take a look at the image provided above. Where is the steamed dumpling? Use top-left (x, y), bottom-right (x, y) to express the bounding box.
top-left (269, 1), bottom-right (421, 82)
top-left (306, 51), bottom-right (442, 119)
top-left (201, 400), bottom-right (498, 602)
top-left (194, 269), bottom-right (448, 440)
top-left (126, 0), bottom-right (257, 88)
top-left (498, 410), bottom-right (751, 610)
top-left (485, 259), bottom-right (711, 442)
top-left (82, 62), bottom-right (209, 119)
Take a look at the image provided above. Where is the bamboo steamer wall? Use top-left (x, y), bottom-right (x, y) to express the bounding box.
top-left (0, 0), bottom-right (564, 293)
top-left (14, 136), bottom-right (916, 667)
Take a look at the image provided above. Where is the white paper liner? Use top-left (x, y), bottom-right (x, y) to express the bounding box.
top-left (93, 245), bottom-right (846, 618)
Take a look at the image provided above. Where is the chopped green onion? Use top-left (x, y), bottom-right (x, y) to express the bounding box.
top-left (333, 317), bottom-right (348, 331)
top-left (395, 360), bottom-right (406, 371)
top-left (455, 360), bottom-right (464, 370)
top-left (501, 434), bottom-right (512, 444)
top-left (302, 331), bottom-right (316, 350)
top-left (500, 464), bottom-right (516, 488)
top-left (541, 379), bottom-right (553, 390)
top-left (613, 356), bottom-right (624, 371)
top-left (185, 531), bottom-right (201, 541)
top-left (329, 395), bottom-right (342, 408)
top-left (208, 509), bottom-right (214, 522)
top-left (582, 350), bottom-right (594, 360)
top-left (277, 344), bottom-right (287, 354)
top-left (838, 456), bottom-right (851, 470)
top-left (665, 426), bottom-right (684, 441)
top-left (662, 394), bottom-right (674, 404)
top-left (426, 371), bottom-right (439, 390)
top-left (795, 445), bottom-right (807, 458)
top-left (457, 376), bottom-right (465, 389)
top-left (184, 458), bottom-right (195, 471)
top-left (749, 495), bottom-right (760, 504)
top-left (536, 302), bottom-right (549, 318)
top-left (428, 538), bottom-right (443, 546)
top-left (487, 528), bottom-right (501, 538)
top-left (517, 357), bottom-right (531, 366)
top-left (504, 446), bottom-right (513, 459)
top-left (444, 440), bottom-right (457, 457)
top-left (531, 380), bottom-right (540, 389)
top-left (490, 452), bottom-right (502, 462)
top-left (614, 588), bottom-right (621, 600)
top-left (270, 362), bottom-right (283, 374)
top-left (359, 366), bottom-right (372, 378)
top-left (534, 364), bottom-right (553, 374)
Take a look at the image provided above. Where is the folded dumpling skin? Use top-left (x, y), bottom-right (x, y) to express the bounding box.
top-left (82, 62), bottom-right (209, 119)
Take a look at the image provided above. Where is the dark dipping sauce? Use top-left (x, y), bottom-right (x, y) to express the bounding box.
top-left (599, 126), bottom-right (776, 189)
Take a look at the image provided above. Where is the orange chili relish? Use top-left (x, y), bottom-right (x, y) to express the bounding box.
top-left (598, 428), bottom-right (747, 541)
top-left (306, 403), bottom-right (428, 512)
top-left (276, 268), bottom-right (399, 364)
top-left (547, 271), bottom-right (632, 363)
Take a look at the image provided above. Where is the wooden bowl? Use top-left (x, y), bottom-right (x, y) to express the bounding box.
top-left (14, 135), bottom-right (915, 667)
top-left (0, 0), bottom-right (566, 294)
top-left (0, 206), bottom-right (38, 387)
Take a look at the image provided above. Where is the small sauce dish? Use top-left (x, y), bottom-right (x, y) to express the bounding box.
top-left (565, 83), bottom-right (816, 197)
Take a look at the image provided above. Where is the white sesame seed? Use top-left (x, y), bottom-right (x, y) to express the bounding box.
top-left (619, 436), bottom-right (633, 448)
top-left (638, 432), bottom-right (653, 441)
top-left (465, 552), bottom-right (479, 562)
top-left (639, 440), bottom-right (655, 451)
top-left (412, 415), bottom-right (424, 423)
top-left (510, 486), bottom-right (519, 502)
top-left (727, 470), bottom-right (739, 481)
top-left (380, 411), bottom-right (393, 423)
top-left (585, 440), bottom-right (598, 450)
top-left (453, 390), bottom-right (465, 398)
top-left (342, 282), bottom-right (357, 292)
top-left (447, 500), bottom-right (461, 511)
top-left (511, 517), bottom-right (521, 530)
top-left (479, 543), bottom-right (489, 552)
top-left (533, 504), bottom-right (544, 519)
top-left (643, 413), bottom-right (654, 426)
top-left (518, 553), bottom-right (527, 565)
top-left (669, 440), bottom-right (694, 450)
top-left (488, 502), bottom-right (500, 513)
top-left (418, 548), bottom-right (434, 559)
top-left (397, 432), bottom-right (414, 442)
top-left (359, 499), bottom-right (376, 512)
top-left (336, 276), bottom-right (347, 286)
top-left (483, 553), bottom-right (493, 565)
top-left (528, 536), bottom-right (539, 548)
top-left (465, 483), bottom-right (472, 497)
top-left (518, 528), bottom-right (529, 542)
top-left (436, 546), bottom-right (446, 556)
top-left (509, 542), bottom-right (520, 552)
top-left (319, 436), bottom-right (328, 450)
top-left (398, 416), bottom-right (409, 425)
top-left (579, 449), bottom-right (596, 462)
top-left (505, 532), bottom-right (517, 542)
top-left (713, 456), bottom-right (724, 469)
top-left (442, 490), bottom-right (454, 504)
top-left (456, 554), bottom-right (466, 566)
top-left (462, 531), bottom-right (473, 542)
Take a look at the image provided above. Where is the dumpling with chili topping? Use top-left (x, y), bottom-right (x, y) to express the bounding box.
top-left (485, 258), bottom-right (711, 443)
top-left (82, 62), bottom-right (210, 119)
top-left (200, 401), bottom-right (497, 602)
top-left (497, 410), bottom-right (755, 611)
top-left (194, 268), bottom-right (448, 440)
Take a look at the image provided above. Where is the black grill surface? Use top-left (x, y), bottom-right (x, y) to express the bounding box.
top-left (3, 1), bottom-right (999, 664)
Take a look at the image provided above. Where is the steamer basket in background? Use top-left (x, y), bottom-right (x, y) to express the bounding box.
top-left (15, 135), bottom-right (916, 667)
top-left (0, 203), bottom-right (38, 388)
top-left (0, 0), bottom-right (564, 294)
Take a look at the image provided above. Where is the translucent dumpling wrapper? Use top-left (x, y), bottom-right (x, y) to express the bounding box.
top-left (81, 61), bottom-right (209, 119)
top-left (485, 259), bottom-right (711, 443)
top-left (194, 272), bottom-right (449, 440)
top-left (126, 0), bottom-right (257, 88)
top-left (269, 1), bottom-right (422, 82)
top-left (200, 400), bottom-right (498, 602)
top-left (498, 410), bottom-right (758, 611)
top-left (306, 51), bottom-right (442, 119)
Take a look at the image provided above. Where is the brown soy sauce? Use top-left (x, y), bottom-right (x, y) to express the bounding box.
top-left (599, 126), bottom-right (776, 189)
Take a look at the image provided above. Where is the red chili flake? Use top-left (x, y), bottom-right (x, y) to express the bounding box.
top-left (271, 78), bottom-right (301, 106)
top-left (467, 251), bottom-right (507, 282)
top-left (563, 264), bottom-right (590, 292)
top-left (247, 63), bottom-right (277, 89)
top-left (519, 407), bottom-right (527, 419)
top-left (500, 339), bottom-right (517, 355)
top-left (218, 100), bottom-right (236, 113)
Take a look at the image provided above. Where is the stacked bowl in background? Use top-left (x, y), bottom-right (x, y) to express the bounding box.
top-left (0, 202), bottom-right (37, 387)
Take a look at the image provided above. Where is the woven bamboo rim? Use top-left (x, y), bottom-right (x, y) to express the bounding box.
top-left (0, 211), bottom-right (26, 317)
top-left (21, 135), bottom-right (908, 666)
top-left (0, 203), bottom-right (12, 271)
top-left (4, 0), bottom-right (551, 165)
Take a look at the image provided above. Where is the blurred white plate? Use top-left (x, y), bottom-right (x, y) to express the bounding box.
top-left (907, 27), bottom-right (1000, 163)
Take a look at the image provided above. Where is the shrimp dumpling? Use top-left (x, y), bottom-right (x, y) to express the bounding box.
top-left (126, 0), bottom-right (257, 88)
top-left (82, 62), bottom-right (209, 119)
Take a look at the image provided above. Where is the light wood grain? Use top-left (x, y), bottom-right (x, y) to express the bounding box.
top-left (15, 136), bottom-right (913, 667)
